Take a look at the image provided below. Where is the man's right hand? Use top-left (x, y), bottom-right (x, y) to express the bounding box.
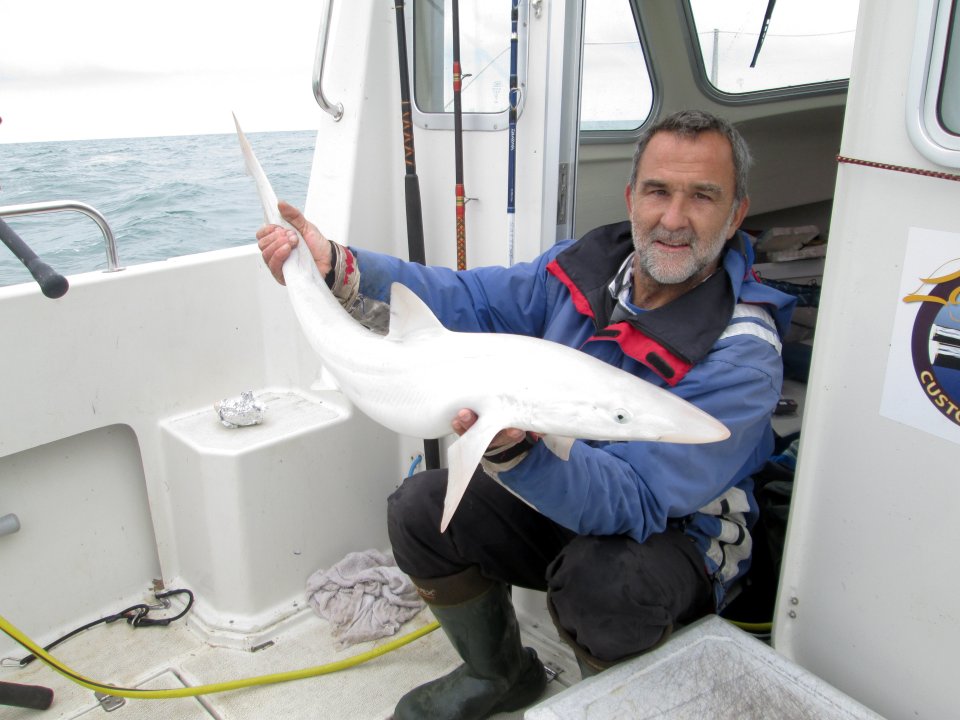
top-left (452, 409), bottom-right (529, 451)
top-left (256, 201), bottom-right (334, 285)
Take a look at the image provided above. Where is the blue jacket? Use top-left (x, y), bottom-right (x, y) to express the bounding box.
top-left (351, 221), bottom-right (795, 603)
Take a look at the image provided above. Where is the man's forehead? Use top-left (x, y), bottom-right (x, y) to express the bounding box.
top-left (647, 128), bottom-right (733, 154)
top-left (638, 130), bottom-right (736, 189)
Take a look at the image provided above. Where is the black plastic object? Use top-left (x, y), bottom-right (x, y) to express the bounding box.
top-left (0, 218), bottom-right (69, 298)
top-left (0, 680), bottom-right (54, 710)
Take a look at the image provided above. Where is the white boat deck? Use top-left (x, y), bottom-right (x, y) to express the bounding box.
top-left (2, 602), bottom-right (579, 719)
top-left (4, 609), bottom-right (885, 719)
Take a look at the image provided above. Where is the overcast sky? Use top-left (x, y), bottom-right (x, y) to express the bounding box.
top-left (0, 0), bottom-right (860, 145)
top-left (0, 0), bottom-right (325, 144)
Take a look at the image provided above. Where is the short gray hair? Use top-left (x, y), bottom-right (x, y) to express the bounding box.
top-left (628, 110), bottom-right (753, 204)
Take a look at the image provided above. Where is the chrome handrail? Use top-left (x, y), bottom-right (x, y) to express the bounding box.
top-left (312, 0), bottom-right (344, 121)
top-left (0, 200), bottom-right (121, 272)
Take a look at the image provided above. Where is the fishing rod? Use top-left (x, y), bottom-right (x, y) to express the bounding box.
top-left (507, 0), bottom-right (520, 266)
top-left (452, 0), bottom-right (467, 271)
top-left (393, 1), bottom-right (427, 267)
top-left (393, 0), bottom-right (440, 471)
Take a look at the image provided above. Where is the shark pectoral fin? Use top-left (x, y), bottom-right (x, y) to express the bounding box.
top-left (541, 434), bottom-right (576, 460)
top-left (440, 416), bottom-right (505, 533)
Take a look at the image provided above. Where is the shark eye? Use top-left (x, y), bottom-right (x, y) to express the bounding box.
top-left (614, 408), bottom-right (632, 424)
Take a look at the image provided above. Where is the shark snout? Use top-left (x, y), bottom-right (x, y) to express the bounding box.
top-left (662, 419), bottom-right (730, 444)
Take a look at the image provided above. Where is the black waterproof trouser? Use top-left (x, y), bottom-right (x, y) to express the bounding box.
top-left (387, 467), bottom-right (715, 665)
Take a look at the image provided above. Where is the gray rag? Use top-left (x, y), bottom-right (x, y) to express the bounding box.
top-left (305, 549), bottom-right (424, 647)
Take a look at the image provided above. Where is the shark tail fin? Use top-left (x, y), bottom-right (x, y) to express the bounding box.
top-left (232, 113), bottom-right (283, 228)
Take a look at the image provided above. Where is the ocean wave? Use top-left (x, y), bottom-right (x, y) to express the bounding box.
top-left (0, 131), bottom-right (314, 288)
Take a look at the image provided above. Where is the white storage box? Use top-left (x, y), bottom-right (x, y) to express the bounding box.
top-left (526, 615), bottom-right (883, 719)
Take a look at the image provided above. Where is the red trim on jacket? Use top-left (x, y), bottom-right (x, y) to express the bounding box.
top-left (547, 258), bottom-right (692, 386)
top-left (547, 259), bottom-right (595, 319)
top-left (592, 323), bottom-right (693, 387)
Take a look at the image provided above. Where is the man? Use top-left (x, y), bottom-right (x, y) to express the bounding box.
top-left (258, 110), bottom-right (794, 720)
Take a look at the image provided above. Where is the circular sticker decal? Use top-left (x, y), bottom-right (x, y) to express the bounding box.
top-left (908, 271), bottom-right (960, 426)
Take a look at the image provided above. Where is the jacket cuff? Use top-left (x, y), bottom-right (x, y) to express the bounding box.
top-left (481, 433), bottom-right (537, 476)
top-left (325, 241), bottom-right (360, 309)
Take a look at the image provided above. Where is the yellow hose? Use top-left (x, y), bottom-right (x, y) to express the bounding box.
top-left (0, 611), bottom-right (440, 700)
top-left (725, 619), bottom-right (773, 633)
top-left (2, 607), bottom-right (780, 701)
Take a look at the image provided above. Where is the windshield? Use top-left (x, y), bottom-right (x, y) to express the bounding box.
top-left (688, 0), bottom-right (860, 94)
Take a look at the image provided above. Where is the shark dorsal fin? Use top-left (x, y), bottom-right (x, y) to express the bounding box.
top-left (387, 282), bottom-right (446, 340)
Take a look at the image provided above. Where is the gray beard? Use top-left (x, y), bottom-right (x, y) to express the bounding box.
top-left (631, 206), bottom-right (736, 285)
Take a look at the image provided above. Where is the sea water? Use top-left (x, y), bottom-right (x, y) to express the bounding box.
top-left (0, 131), bottom-right (314, 288)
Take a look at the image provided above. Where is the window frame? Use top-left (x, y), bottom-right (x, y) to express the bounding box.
top-left (906, 0), bottom-right (960, 166)
top-left (579, 0), bottom-right (853, 145)
top-left (679, 1), bottom-right (853, 106)
top-left (409, 0), bottom-right (532, 132)
top-left (577, 0), bottom-right (657, 139)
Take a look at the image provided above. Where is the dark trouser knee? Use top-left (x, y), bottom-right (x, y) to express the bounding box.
top-left (388, 467), bottom-right (575, 590)
top-left (387, 469), bottom-right (451, 577)
top-left (545, 530), bottom-right (714, 666)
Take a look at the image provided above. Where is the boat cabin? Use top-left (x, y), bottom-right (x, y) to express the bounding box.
top-left (1, 1), bottom-right (958, 718)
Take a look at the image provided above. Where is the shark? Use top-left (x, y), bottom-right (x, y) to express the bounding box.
top-left (234, 115), bottom-right (730, 532)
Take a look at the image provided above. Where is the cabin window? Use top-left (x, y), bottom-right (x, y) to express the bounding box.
top-left (907, 0), bottom-right (960, 165)
top-left (938, 0), bottom-right (960, 134)
top-left (411, 0), bottom-right (529, 131)
top-left (579, 0), bottom-right (653, 132)
top-left (687, 0), bottom-right (860, 95)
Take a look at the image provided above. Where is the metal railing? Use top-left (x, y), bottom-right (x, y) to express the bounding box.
top-left (0, 200), bottom-right (121, 272)
top-left (312, 0), bottom-right (344, 121)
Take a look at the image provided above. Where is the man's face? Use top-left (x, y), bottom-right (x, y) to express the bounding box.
top-left (625, 130), bottom-right (749, 290)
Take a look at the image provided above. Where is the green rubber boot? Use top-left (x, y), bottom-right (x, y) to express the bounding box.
top-left (393, 578), bottom-right (547, 720)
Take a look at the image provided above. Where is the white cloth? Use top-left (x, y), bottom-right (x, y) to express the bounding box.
top-left (305, 549), bottom-right (424, 647)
